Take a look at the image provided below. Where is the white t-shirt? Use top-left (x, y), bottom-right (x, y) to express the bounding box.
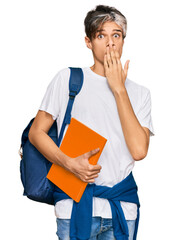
top-left (39, 66), bottom-right (155, 220)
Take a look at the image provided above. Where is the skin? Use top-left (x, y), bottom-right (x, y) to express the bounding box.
top-left (85, 21), bottom-right (150, 160)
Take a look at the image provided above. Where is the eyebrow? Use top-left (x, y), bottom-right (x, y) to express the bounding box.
top-left (96, 29), bottom-right (122, 33)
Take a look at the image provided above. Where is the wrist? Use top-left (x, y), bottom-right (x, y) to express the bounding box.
top-left (55, 148), bottom-right (72, 171)
top-left (113, 85), bottom-right (126, 97)
top-left (64, 157), bottom-right (74, 172)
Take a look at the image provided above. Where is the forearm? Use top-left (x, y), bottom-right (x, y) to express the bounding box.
top-left (113, 87), bottom-right (148, 160)
top-left (28, 130), bottom-right (71, 170)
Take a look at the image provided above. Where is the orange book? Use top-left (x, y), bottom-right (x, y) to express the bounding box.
top-left (47, 117), bottom-right (107, 203)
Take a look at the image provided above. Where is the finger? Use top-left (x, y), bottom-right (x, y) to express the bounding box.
top-left (87, 169), bottom-right (100, 176)
top-left (90, 173), bottom-right (99, 178)
top-left (104, 53), bottom-right (109, 69)
top-left (105, 53), bottom-right (111, 68)
top-left (124, 60), bottom-right (130, 79)
top-left (89, 164), bottom-right (102, 172)
top-left (113, 45), bottom-right (116, 51)
top-left (110, 48), bottom-right (117, 64)
top-left (87, 178), bottom-right (95, 183)
top-left (109, 46), bottom-right (115, 65)
top-left (106, 46), bottom-right (113, 65)
top-left (112, 46), bottom-right (118, 65)
top-left (86, 173), bottom-right (99, 180)
top-left (114, 51), bottom-right (121, 67)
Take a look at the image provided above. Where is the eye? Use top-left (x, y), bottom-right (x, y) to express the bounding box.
top-left (114, 33), bottom-right (120, 38)
top-left (98, 34), bottom-right (104, 39)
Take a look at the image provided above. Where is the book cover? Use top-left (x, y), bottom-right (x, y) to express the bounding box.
top-left (47, 117), bottom-right (107, 202)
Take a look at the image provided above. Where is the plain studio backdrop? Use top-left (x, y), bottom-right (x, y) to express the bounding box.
top-left (0, 0), bottom-right (172, 239)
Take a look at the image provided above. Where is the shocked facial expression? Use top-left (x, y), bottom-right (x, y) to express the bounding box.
top-left (85, 21), bottom-right (124, 65)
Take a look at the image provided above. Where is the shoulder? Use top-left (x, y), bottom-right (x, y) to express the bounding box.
top-left (54, 67), bottom-right (70, 81)
top-left (58, 67), bottom-right (71, 77)
top-left (48, 67), bottom-right (70, 87)
top-left (125, 77), bottom-right (151, 99)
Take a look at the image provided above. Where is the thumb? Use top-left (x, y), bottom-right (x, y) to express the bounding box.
top-left (84, 148), bottom-right (100, 159)
top-left (124, 60), bottom-right (130, 79)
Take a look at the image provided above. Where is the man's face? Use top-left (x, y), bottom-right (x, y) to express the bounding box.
top-left (85, 21), bottom-right (124, 65)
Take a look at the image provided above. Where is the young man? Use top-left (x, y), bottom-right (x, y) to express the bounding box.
top-left (28, 5), bottom-right (155, 240)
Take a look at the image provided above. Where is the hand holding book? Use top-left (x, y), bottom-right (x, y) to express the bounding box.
top-left (67, 148), bottom-right (101, 183)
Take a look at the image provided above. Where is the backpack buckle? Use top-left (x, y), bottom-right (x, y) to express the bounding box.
top-left (69, 91), bottom-right (77, 99)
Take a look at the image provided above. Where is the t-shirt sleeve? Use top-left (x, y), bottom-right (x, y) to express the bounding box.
top-left (39, 71), bottom-right (62, 121)
top-left (136, 89), bottom-right (155, 136)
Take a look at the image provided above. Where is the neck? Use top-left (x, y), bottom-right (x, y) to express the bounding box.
top-left (90, 62), bottom-right (106, 78)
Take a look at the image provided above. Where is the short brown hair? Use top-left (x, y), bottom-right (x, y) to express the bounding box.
top-left (84, 5), bottom-right (127, 41)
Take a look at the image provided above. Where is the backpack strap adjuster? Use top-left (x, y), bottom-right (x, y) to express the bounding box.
top-left (69, 90), bottom-right (77, 99)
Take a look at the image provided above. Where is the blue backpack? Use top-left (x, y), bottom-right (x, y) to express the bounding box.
top-left (19, 67), bottom-right (84, 205)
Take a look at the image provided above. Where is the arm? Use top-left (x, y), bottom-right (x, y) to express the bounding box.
top-left (104, 45), bottom-right (150, 161)
top-left (28, 110), bottom-right (71, 170)
top-left (113, 88), bottom-right (149, 161)
top-left (28, 110), bottom-right (101, 182)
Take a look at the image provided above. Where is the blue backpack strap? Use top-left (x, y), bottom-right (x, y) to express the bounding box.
top-left (57, 67), bottom-right (83, 147)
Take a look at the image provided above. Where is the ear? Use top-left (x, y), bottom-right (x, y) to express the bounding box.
top-left (85, 36), bottom-right (93, 50)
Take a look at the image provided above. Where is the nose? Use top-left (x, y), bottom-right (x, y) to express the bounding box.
top-left (106, 43), bottom-right (116, 53)
top-left (108, 35), bottom-right (115, 46)
top-left (106, 39), bottom-right (115, 49)
top-left (107, 44), bottom-right (115, 48)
